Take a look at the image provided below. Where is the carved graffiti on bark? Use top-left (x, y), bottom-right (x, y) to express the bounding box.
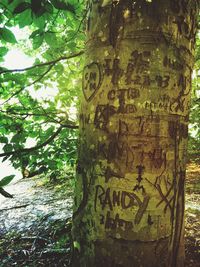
top-left (83, 62), bottom-right (102, 101)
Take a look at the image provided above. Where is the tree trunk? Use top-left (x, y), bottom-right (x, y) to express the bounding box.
top-left (72, 1), bottom-right (199, 266)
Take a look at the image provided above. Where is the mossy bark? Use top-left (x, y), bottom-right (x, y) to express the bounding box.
top-left (72, 1), bottom-right (199, 266)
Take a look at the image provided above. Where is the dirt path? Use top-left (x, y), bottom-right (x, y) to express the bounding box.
top-left (0, 177), bottom-right (73, 267)
top-left (185, 163), bottom-right (200, 267)
top-left (0, 177), bottom-right (73, 235)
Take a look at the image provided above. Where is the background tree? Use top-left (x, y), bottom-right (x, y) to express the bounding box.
top-left (72, 1), bottom-right (199, 267)
top-left (189, 32), bottom-right (200, 161)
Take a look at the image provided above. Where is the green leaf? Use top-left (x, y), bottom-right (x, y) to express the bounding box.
top-left (0, 136), bottom-right (8, 143)
top-left (33, 34), bottom-right (44, 49)
top-left (13, 2), bottom-right (31, 14)
top-left (67, 41), bottom-right (76, 50)
top-left (0, 47), bottom-right (8, 57)
top-left (10, 133), bottom-right (22, 143)
top-left (33, 15), bottom-right (46, 29)
top-left (73, 241), bottom-right (80, 252)
top-left (45, 2), bottom-right (54, 13)
top-left (51, 0), bottom-right (75, 13)
top-left (44, 32), bottom-right (57, 46)
top-left (29, 131), bottom-right (38, 138)
top-left (0, 175), bottom-right (15, 187)
top-left (18, 9), bottom-right (33, 28)
top-left (29, 29), bottom-right (41, 39)
top-left (55, 63), bottom-right (64, 73)
top-left (48, 160), bottom-right (56, 169)
top-left (0, 28), bottom-right (17, 43)
top-left (3, 144), bottom-right (13, 153)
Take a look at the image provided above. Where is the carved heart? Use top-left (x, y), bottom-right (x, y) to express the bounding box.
top-left (82, 62), bottom-right (102, 102)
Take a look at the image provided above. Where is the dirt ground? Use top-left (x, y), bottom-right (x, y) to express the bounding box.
top-left (0, 163), bottom-right (199, 267)
top-left (0, 178), bottom-right (73, 267)
top-left (185, 163), bottom-right (200, 267)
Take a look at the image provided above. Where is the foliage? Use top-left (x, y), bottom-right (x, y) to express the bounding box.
top-left (188, 32), bottom-right (200, 161)
top-left (0, 174), bottom-right (15, 187)
top-left (0, 0), bottom-right (86, 184)
top-left (0, 174), bottom-right (15, 198)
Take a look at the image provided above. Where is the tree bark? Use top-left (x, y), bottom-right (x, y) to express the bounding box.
top-left (72, 1), bottom-right (199, 266)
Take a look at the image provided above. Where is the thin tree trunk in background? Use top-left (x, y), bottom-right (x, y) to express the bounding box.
top-left (72, 1), bottom-right (199, 266)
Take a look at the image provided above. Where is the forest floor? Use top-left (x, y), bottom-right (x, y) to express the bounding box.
top-left (0, 163), bottom-right (200, 267)
top-left (185, 162), bottom-right (200, 267)
top-left (0, 177), bottom-right (73, 266)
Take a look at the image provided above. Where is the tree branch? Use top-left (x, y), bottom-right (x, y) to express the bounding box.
top-left (0, 51), bottom-right (84, 75)
top-left (1, 64), bottom-right (55, 105)
top-left (62, 123), bottom-right (79, 129)
top-left (0, 125), bottom-right (77, 158)
top-left (0, 109), bottom-right (58, 117)
top-left (0, 187), bottom-right (13, 198)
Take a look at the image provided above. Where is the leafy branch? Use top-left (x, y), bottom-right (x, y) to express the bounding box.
top-left (0, 51), bottom-right (84, 75)
top-left (0, 124), bottom-right (78, 158)
top-left (0, 109), bottom-right (58, 117)
top-left (1, 50), bottom-right (84, 105)
top-left (1, 64), bottom-right (55, 105)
